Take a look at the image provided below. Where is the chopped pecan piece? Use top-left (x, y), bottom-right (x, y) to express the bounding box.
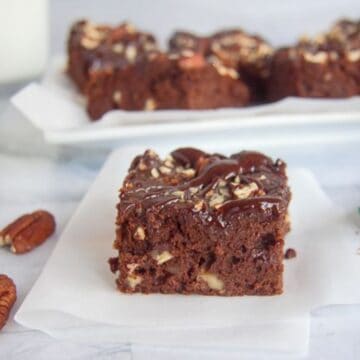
top-left (284, 248), bottom-right (297, 259)
top-left (0, 210), bottom-right (56, 254)
top-left (0, 274), bottom-right (17, 330)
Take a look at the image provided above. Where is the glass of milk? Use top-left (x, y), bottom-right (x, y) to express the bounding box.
top-left (0, 0), bottom-right (49, 84)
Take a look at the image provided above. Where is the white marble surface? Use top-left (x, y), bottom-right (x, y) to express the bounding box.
top-left (1, 0), bottom-right (360, 358)
top-left (1, 91), bottom-right (360, 359)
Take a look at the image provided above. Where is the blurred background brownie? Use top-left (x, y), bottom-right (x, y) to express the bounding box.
top-left (170, 29), bottom-right (274, 102)
top-left (86, 50), bottom-right (250, 119)
top-left (67, 17), bottom-right (360, 120)
top-left (267, 19), bottom-right (360, 101)
top-left (67, 20), bottom-right (158, 92)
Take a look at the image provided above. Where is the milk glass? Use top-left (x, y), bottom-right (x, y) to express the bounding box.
top-left (0, 0), bottom-right (49, 84)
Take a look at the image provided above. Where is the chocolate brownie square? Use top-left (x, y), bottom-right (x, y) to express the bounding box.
top-left (267, 19), bottom-right (360, 101)
top-left (109, 148), bottom-right (291, 296)
top-left (86, 51), bottom-right (250, 120)
top-left (67, 20), bottom-right (158, 92)
top-left (170, 29), bottom-right (274, 101)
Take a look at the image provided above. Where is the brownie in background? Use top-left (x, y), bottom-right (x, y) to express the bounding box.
top-left (67, 20), bottom-right (158, 92)
top-left (170, 29), bottom-right (274, 102)
top-left (267, 19), bottom-right (360, 101)
top-left (67, 18), bottom-right (360, 120)
top-left (110, 148), bottom-right (291, 296)
top-left (86, 51), bottom-right (250, 119)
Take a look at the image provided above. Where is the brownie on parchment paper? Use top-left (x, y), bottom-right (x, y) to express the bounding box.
top-left (67, 20), bottom-right (158, 92)
top-left (169, 29), bottom-right (274, 102)
top-left (267, 19), bottom-right (360, 101)
top-left (67, 18), bottom-right (359, 119)
top-left (109, 148), bottom-right (291, 296)
top-left (86, 51), bottom-right (250, 120)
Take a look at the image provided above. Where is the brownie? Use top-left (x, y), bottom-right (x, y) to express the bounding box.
top-left (86, 51), bottom-right (250, 120)
top-left (109, 148), bottom-right (291, 296)
top-left (67, 20), bottom-right (158, 92)
top-left (267, 19), bottom-right (360, 101)
top-left (169, 29), bottom-right (274, 101)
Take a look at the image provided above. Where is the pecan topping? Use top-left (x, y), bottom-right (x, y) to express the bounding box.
top-left (0, 210), bottom-right (56, 254)
top-left (0, 275), bottom-right (17, 330)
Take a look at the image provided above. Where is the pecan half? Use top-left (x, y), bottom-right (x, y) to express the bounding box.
top-left (0, 275), bottom-right (17, 330)
top-left (0, 210), bottom-right (56, 254)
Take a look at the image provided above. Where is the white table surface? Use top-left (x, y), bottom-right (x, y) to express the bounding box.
top-left (1, 85), bottom-right (360, 359)
top-left (1, 0), bottom-right (360, 358)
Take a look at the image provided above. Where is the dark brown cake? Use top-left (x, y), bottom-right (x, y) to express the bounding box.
top-left (86, 51), bottom-right (250, 120)
top-left (169, 29), bottom-right (274, 101)
top-left (67, 20), bottom-right (158, 92)
top-left (267, 19), bottom-right (360, 101)
top-left (109, 148), bottom-right (291, 296)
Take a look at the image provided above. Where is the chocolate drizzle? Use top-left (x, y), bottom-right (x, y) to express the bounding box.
top-left (182, 159), bottom-right (239, 188)
top-left (219, 196), bottom-right (281, 217)
top-left (120, 147), bottom-right (290, 225)
top-left (171, 147), bottom-right (206, 167)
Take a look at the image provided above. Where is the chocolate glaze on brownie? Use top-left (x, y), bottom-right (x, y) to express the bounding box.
top-left (267, 19), bottom-right (360, 101)
top-left (110, 148), bottom-right (291, 296)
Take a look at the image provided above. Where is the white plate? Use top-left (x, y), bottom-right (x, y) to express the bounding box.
top-left (15, 146), bottom-right (360, 352)
top-left (11, 57), bottom-right (360, 145)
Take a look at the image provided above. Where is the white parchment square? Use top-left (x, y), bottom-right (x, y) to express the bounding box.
top-left (15, 146), bottom-right (360, 352)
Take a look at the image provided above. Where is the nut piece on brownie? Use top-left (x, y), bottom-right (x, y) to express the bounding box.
top-left (169, 28), bottom-right (274, 101)
top-left (267, 18), bottom-right (360, 101)
top-left (109, 148), bottom-right (291, 296)
top-left (67, 20), bottom-right (158, 92)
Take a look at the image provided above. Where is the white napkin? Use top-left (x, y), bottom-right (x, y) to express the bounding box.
top-left (10, 57), bottom-right (360, 144)
top-left (15, 147), bottom-right (360, 356)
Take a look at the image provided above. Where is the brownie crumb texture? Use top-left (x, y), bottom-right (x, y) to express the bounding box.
top-left (110, 147), bottom-right (291, 296)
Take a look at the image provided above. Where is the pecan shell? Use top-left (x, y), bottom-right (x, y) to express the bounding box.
top-left (0, 274), bottom-right (17, 330)
top-left (0, 210), bottom-right (56, 254)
